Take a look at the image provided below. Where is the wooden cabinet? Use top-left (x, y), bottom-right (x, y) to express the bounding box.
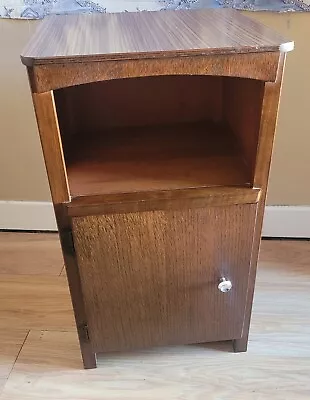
top-left (72, 204), bottom-right (257, 353)
top-left (21, 8), bottom-right (293, 368)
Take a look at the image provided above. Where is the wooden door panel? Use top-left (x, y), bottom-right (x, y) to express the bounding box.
top-left (72, 204), bottom-right (257, 352)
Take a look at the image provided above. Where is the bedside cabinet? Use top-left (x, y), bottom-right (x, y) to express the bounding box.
top-left (21, 8), bottom-right (293, 369)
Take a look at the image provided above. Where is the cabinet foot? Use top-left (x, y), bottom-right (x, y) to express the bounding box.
top-left (81, 348), bottom-right (97, 369)
top-left (233, 337), bottom-right (248, 353)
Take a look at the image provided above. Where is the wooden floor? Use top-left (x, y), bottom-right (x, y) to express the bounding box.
top-left (0, 232), bottom-right (309, 399)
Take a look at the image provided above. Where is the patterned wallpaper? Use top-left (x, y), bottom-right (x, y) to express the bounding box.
top-left (0, 0), bottom-right (309, 19)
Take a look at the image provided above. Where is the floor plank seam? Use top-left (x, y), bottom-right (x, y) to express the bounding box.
top-left (0, 330), bottom-right (30, 396)
top-left (59, 265), bottom-right (65, 276)
top-left (6, 330), bottom-right (30, 380)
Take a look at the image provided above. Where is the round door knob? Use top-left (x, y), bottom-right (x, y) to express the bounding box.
top-left (218, 278), bottom-right (232, 293)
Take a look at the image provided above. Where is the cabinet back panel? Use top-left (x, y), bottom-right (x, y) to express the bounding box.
top-left (72, 203), bottom-right (257, 352)
top-left (55, 75), bottom-right (223, 135)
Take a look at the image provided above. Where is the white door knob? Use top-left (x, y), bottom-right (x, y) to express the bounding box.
top-left (218, 277), bottom-right (232, 293)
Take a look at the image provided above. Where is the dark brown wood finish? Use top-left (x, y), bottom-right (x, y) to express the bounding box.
top-left (233, 54), bottom-right (286, 352)
top-left (21, 9), bottom-right (292, 66)
top-left (32, 92), bottom-right (69, 204)
top-left (66, 188), bottom-right (261, 217)
top-left (23, 9), bottom-right (293, 368)
top-left (31, 91), bottom-right (96, 367)
top-left (63, 122), bottom-right (251, 198)
top-left (67, 187), bottom-right (260, 209)
top-left (55, 75), bottom-right (223, 131)
top-left (55, 205), bottom-right (97, 368)
top-left (72, 203), bottom-right (257, 352)
top-left (254, 54), bottom-right (287, 189)
top-left (29, 52), bottom-right (280, 93)
top-left (223, 77), bottom-right (265, 181)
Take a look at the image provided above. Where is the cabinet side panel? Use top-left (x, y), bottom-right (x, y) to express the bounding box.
top-left (254, 55), bottom-right (286, 188)
top-left (32, 90), bottom-right (69, 204)
top-left (72, 204), bottom-right (257, 353)
top-left (234, 54), bottom-right (286, 352)
top-left (223, 78), bottom-right (265, 183)
top-left (31, 89), bottom-right (96, 366)
top-left (55, 205), bottom-right (97, 368)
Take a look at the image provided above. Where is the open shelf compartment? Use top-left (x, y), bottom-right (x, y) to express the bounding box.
top-left (54, 75), bottom-right (264, 199)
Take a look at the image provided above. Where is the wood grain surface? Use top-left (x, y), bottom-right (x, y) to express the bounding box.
top-left (67, 187), bottom-right (261, 217)
top-left (0, 274), bottom-right (75, 331)
top-left (21, 9), bottom-right (292, 67)
top-left (0, 232), bottom-right (63, 276)
top-left (64, 122), bottom-right (250, 198)
top-left (56, 75), bottom-right (223, 132)
top-left (224, 77), bottom-right (264, 182)
top-left (67, 187), bottom-right (260, 208)
top-left (72, 204), bottom-right (257, 353)
top-left (54, 204), bottom-right (97, 368)
top-left (29, 52), bottom-right (280, 93)
top-left (233, 54), bottom-right (286, 352)
top-left (32, 92), bottom-right (69, 204)
top-left (24, 8), bottom-right (292, 366)
top-left (0, 330), bottom-right (28, 394)
top-left (254, 54), bottom-right (286, 188)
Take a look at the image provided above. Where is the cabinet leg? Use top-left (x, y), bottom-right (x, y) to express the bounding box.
top-left (81, 345), bottom-right (97, 369)
top-left (233, 335), bottom-right (248, 353)
top-left (55, 207), bottom-right (97, 369)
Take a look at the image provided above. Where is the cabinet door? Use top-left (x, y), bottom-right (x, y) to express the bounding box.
top-left (72, 203), bottom-right (257, 353)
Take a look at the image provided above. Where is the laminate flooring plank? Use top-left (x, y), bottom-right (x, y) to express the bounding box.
top-left (0, 330), bottom-right (29, 395)
top-left (0, 275), bottom-right (75, 331)
top-left (0, 233), bottom-right (63, 276)
top-left (2, 328), bottom-right (310, 400)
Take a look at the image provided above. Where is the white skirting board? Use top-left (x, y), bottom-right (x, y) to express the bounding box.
top-left (0, 201), bottom-right (57, 231)
top-left (0, 201), bottom-right (310, 238)
top-left (262, 206), bottom-right (310, 238)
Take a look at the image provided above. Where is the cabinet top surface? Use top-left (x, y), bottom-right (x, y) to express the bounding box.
top-left (21, 8), bottom-right (293, 67)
